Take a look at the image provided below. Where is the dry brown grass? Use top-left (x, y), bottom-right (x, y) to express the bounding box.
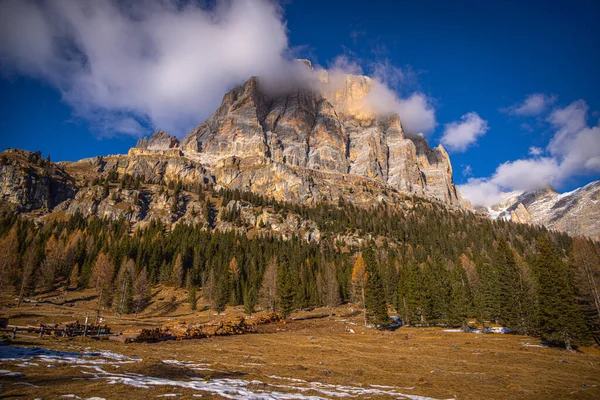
top-left (2, 288), bottom-right (600, 399)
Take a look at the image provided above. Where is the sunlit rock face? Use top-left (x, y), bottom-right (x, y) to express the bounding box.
top-left (178, 65), bottom-right (465, 207)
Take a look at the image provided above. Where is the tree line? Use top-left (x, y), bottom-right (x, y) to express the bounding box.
top-left (0, 183), bottom-right (598, 348)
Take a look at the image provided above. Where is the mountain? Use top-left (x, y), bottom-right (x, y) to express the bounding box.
top-left (484, 181), bottom-right (600, 239)
top-left (133, 63), bottom-right (468, 208)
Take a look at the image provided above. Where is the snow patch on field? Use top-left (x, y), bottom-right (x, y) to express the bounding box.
top-left (1, 346), bottom-right (441, 400)
top-left (0, 347), bottom-right (141, 365)
top-left (0, 369), bottom-right (25, 377)
top-left (443, 327), bottom-right (512, 334)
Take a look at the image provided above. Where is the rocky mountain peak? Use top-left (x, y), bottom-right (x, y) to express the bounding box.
top-left (136, 130), bottom-right (180, 151)
top-left (178, 68), bottom-right (467, 207)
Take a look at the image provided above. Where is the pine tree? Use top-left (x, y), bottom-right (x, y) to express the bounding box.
top-left (363, 247), bottom-right (389, 327)
top-left (188, 286), bottom-right (198, 312)
top-left (495, 239), bottom-right (532, 333)
top-left (449, 264), bottom-right (473, 328)
top-left (277, 256), bottom-right (295, 319)
top-left (535, 237), bottom-right (589, 348)
top-left (243, 285), bottom-right (257, 316)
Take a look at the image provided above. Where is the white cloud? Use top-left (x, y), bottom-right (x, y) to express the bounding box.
top-left (462, 165), bottom-right (473, 177)
top-left (440, 112), bottom-right (489, 152)
top-left (0, 0), bottom-right (294, 137)
top-left (503, 93), bottom-right (557, 116)
top-left (0, 0), bottom-right (437, 139)
top-left (528, 146), bottom-right (543, 156)
top-left (459, 100), bottom-right (600, 207)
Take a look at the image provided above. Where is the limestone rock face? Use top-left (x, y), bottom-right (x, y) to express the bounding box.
top-left (181, 77), bottom-right (269, 157)
top-left (510, 203), bottom-right (532, 224)
top-left (0, 149), bottom-right (76, 211)
top-left (180, 71), bottom-right (465, 207)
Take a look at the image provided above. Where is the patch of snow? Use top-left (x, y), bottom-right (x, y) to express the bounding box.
top-left (0, 369), bottom-right (25, 377)
top-left (0, 347), bottom-right (141, 365)
top-left (15, 362), bottom-right (39, 367)
top-left (13, 381), bottom-right (39, 387)
top-left (520, 342), bottom-right (548, 348)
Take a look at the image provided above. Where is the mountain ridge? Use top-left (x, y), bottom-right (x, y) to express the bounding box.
top-left (484, 181), bottom-right (600, 239)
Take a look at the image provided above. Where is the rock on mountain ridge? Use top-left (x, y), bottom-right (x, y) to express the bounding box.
top-left (486, 181), bottom-right (600, 239)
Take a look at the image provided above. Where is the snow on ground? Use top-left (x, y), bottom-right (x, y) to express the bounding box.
top-left (442, 327), bottom-right (512, 334)
top-left (1, 346), bottom-right (441, 399)
top-left (0, 347), bottom-right (141, 365)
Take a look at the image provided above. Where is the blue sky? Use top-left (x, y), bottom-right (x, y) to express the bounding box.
top-left (0, 0), bottom-right (599, 206)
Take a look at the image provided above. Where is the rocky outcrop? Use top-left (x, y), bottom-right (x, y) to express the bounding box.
top-left (180, 67), bottom-right (465, 207)
top-left (510, 203), bottom-right (532, 224)
top-left (0, 149), bottom-right (76, 211)
top-left (102, 154), bottom-right (214, 186)
top-left (136, 130), bottom-right (180, 150)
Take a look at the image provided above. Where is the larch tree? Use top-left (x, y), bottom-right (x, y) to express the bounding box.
top-left (259, 257), bottom-right (278, 312)
top-left (133, 268), bottom-right (150, 316)
top-left (319, 261), bottom-right (340, 317)
top-left (0, 227), bottom-right (19, 296)
top-left (172, 253), bottom-right (184, 288)
top-left (114, 258), bottom-right (135, 316)
top-left (351, 254), bottom-right (368, 326)
top-left (228, 256), bottom-right (242, 305)
top-left (18, 244), bottom-right (38, 308)
top-left (91, 251), bottom-right (115, 322)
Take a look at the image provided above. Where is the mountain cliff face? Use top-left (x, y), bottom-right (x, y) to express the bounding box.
top-left (0, 149), bottom-right (76, 212)
top-left (486, 181), bottom-right (600, 240)
top-left (149, 66), bottom-right (467, 207)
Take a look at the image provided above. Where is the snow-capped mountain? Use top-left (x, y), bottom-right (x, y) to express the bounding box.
top-left (485, 181), bottom-right (600, 240)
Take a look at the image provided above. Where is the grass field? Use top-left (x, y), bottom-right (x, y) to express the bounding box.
top-left (1, 287), bottom-right (599, 399)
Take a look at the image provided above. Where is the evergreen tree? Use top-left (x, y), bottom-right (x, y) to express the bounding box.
top-left (495, 239), bottom-right (532, 333)
top-left (535, 237), bottom-right (589, 348)
top-left (363, 247), bottom-right (389, 327)
top-left (448, 264), bottom-right (473, 328)
top-left (188, 286), bottom-right (198, 312)
top-left (277, 256), bottom-right (295, 318)
top-left (243, 285), bottom-right (257, 316)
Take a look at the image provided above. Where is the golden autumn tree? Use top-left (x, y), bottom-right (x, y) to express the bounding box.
top-left (352, 254), bottom-right (368, 326)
